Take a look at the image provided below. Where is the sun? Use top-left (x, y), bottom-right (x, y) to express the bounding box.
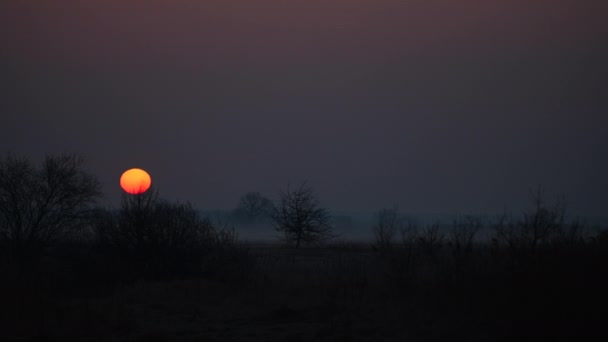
top-left (120, 168), bottom-right (152, 195)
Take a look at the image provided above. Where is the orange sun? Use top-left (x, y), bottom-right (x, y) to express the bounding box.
top-left (120, 168), bottom-right (152, 195)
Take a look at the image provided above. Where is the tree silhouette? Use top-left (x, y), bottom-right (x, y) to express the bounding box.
top-left (271, 183), bottom-right (333, 248)
top-left (494, 186), bottom-right (566, 253)
top-left (0, 153), bottom-right (101, 262)
top-left (93, 188), bottom-right (243, 279)
top-left (234, 191), bottom-right (274, 223)
top-left (372, 205), bottom-right (403, 250)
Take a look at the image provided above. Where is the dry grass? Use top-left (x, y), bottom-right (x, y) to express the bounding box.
top-left (1, 236), bottom-right (607, 341)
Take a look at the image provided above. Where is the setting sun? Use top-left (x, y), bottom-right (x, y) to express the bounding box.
top-left (120, 168), bottom-right (151, 195)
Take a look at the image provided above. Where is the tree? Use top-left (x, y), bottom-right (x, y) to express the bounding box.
top-left (93, 189), bottom-right (242, 279)
top-left (234, 192), bottom-right (274, 223)
top-left (449, 215), bottom-right (481, 261)
top-left (0, 153), bottom-right (101, 262)
top-left (96, 189), bottom-right (214, 253)
top-left (372, 205), bottom-right (403, 250)
top-left (271, 183), bottom-right (333, 248)
top-left (494, 187), bottom-right (565, 253)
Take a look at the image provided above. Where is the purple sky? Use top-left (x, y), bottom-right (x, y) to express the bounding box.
top-left (2, 0), bottom-right (607, 216)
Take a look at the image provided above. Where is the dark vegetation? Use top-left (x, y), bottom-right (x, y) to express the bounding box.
top-left (271, 182), bottom-right (334, 248)
top-left (232, 191), bottom-right (274, 225)
top-left (1, 154), bottom-right (607, 341)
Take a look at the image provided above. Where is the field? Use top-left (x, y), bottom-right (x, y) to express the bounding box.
top-left (2, 235), bottom-right (607, 342)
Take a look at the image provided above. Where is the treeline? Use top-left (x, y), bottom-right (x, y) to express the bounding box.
top-left (0, 154), bottom-right (248, 285)
top-left (365, 191), bottom-right (608, 340)
top-left (1, 153), bottom-right (607, 340)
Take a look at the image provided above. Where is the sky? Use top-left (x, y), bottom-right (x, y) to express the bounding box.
top-left (1, 0), bottom-right (607, 217)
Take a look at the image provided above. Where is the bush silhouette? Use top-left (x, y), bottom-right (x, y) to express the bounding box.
top-left (93, 189), bottom-right (244, 280)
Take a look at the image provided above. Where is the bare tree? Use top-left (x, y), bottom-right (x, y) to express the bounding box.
top-left (0, 153), bottom-right (101, 261)
top-left (521, 187), bottom-right (565, 249)
top-left (418, 222), bottom-right (444, 255)
top-left (494, 187), bottom-right (565, 252)
top-left (271, 183), bottom-right (333, 248)
top-left (400, 217), bottom-right (420, 247)
top-left (449, 215), bottom-right (482, 262)
top-left (96, 189), bottom-right (216, 253)
top-left (234, 191), bottom-right (274, 223)
top-left (372, 205), bottom-right (402, 250)
top-left (93, 189), bottom-right (240, 278)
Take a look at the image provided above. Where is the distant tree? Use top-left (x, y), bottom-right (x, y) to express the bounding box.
top-left (418, 222), bottom-right (445, 255)
top-left (372, 205), bottom-right (403, 250)
top-left (234, 192), bottom-right (274, 223)
top-left (494, 187), bottom-right (565, 253)
top-left (271, 183), bottom-right (334, 248)
top-left (0, 153), bottom-right (101, 262)
top-left (449, 215), bottom-right (482, 260)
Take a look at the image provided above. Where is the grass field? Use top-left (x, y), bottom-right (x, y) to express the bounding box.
top-left (2, 234), bottom-right (607, 342)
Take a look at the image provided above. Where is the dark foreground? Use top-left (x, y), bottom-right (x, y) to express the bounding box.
top-left (1, 239), bottom-right (607, 342)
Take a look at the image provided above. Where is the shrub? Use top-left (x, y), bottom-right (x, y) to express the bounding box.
top-left (93, 190), bottom-right (246, 280)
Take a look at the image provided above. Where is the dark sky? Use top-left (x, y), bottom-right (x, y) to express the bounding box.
top-left (2, 0), bottom-right (607, 216)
